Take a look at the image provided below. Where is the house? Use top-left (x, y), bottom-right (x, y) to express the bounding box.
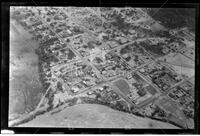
top-left (87, 91), bottom-right (93, 95)
top-left (126, 74), bottom-right (132, 80)
top-left (71, 86), bottom-right (80, 93)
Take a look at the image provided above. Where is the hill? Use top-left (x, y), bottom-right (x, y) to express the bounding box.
top-left (146, 8), bottom-right (195, 32)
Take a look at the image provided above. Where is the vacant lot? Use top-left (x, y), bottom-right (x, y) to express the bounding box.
top-left (9, 19), bottom-right (44, 119)
top-left (18, 104), bottom-right (179, 128)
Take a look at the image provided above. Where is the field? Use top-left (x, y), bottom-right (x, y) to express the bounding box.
top-left (9, 19), bottom-right (44, 119)
top-left (18, 104), bottom-right (179, 128)
top-left (188, 76), bottom-right (195, 85)
top-left (157, 97), bottom-right (185, 117)
top-left (113, 79), bottom-right (130, 95)
top-left (161, 53), bottom-right (194, 68)
top-left (170, 65), bottom-right (194, 79)
top-left (181, 47), bottom-right (195, 61)
top-left (156, 97), bottom-right (187, 128)
top-left (159, 53), bottom-right (195, 79)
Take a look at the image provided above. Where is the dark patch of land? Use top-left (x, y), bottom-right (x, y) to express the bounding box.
top-left (146, 8), bottom-right (195, 32)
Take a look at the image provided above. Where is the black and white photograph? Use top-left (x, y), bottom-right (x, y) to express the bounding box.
top-left (1, 2), bottom-right (199, 134)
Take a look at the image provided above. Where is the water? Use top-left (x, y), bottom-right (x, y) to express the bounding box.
top-left (9, 19), bottom-right (44, 119)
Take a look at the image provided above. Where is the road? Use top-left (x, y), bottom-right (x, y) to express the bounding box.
top-left (162, 76), bottom-right (194, 96)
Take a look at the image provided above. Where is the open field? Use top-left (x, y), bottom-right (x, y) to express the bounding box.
top-left (157, 97), bottom-right (185, 118)
top-left (156, 97), bottom-right (187, 128)
top-left (9, 19), bottom-right (44, 119)
top-left (181, 47), bottom-right (195, 61)
top-left (159, 53), bottom-right (195, 78)
top-left (113, 79), bottom-right (130, 95)
top-left (170, 65), bottom-right (194, 79)
top-left (18, 104), bottom-right (179, 128)
top-left (160, 53), bottom-right (194, 68)
top-left (188, 76), bottom-right (195, 85)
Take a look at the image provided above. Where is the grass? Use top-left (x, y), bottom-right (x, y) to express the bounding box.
top-left (140, 42), bottom-right (165, 57)
top-left (18, 103), bottom-right (179, 128)
top-left (147, 8), bottom-right (195, 31)
top-left (157, 97), bottom-right (188, 128)
top-left (113, 79), bottom-right (130, 95)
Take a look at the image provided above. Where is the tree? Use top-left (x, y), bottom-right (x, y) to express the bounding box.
top-left (95, 93), bottom-right (101, 100)
top-left (46, 88), bottom-right (55, 111)
top-left (125, 56), bottom-right (131, 61)
top-left (133, 55), bottom-right (139, 62)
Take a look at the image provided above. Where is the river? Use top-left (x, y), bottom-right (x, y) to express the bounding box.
top-left (9, 19), bottom-right (44, 120)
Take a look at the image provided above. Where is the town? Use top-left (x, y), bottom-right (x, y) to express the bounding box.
top-left (10, 7), bottom-right (195, 129)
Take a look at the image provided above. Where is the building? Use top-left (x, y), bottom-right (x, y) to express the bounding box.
top-left (71, 86), bottom-right (80, 93)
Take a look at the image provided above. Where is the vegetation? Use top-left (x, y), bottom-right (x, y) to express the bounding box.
top-left (80, 97), bottom-right (130, 113)
top-left (140, 42), bottom-right (165, 57)
top-left (46, 88), bottom-right (55, 111)
top-left (147, 8), bottom-right (195, 32)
